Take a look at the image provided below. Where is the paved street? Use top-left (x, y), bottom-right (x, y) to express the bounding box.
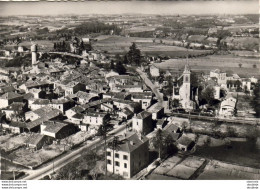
top-left (22, 121), bottom-right (130, 180)
top-left (136, 68), bottom-right (164, 105)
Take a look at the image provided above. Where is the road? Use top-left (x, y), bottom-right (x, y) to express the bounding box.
top-left (136, 68), bottom-right (164, 106)
top-left (48, 52), bottom-right (84, 59)
top-left (22, 121), bottom-right (130, 180)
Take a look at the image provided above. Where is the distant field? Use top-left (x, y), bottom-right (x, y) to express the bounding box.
top-left (19, 40), bottom-right (54, 50)
top-left (125, 26), bottom-right (156, 33)
top-left (154, 55), bottom-right (260, 78)
top-left (93, 35), bottom-right (210, 57)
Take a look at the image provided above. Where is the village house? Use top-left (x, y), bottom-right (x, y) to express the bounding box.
top-left (19, 80), bottom-right (54, 93)
top-left (49, 98), bottom-right (75, 113)
top-left (0, 92), bottom-right (23, 109)
top-left (64, 81), bottom-right (86, 96)
top-left (156, 119), bottom-right (166, 129)
top-left (177, 134), bottom-right (195, 152)
top-left (0, 85), bottom-right (16, 95)
top-left (69, 91), bottom-right (99, 104)
top-left (30, 99), bottom-right (50, 110)
top-left (65, 105), bottom-right (86, 120)
top-left (41, 121), bottom-right (77, 139)
top-left (132, 111), bottom-right (153, 135)
top-left (147, 102), bottom-right (164, 120)
top-left (209, 69), bottom-right (227, 88)
top-left (2, 102), bottom-right (27, 120)
top-left (83, 112), bottom-right (110, 126)
top-left (28, 88), bottom-right (46, 99)
top-left (131, 92), bottom-right (153, 110)
top-left (2, 121), bottom-right (27, 134)
top-left (118, 107), bottom-right (134, 120)
top-left (100, 103), bottom-right (114, 113)
top-left (24, 133), bottom-right (51, 151)
top-left (219, 96), bottom-right (237, 118)
top-left (70, 113), bottom-right (84, 125)
top-left (25, 106), bottom-right (61, 121)
top-left (112, 99), bottom-right (141, 114)
top-left (103, 92), bottom-right (131, 100)
top-left (106, 132), bottom-right (149, 179)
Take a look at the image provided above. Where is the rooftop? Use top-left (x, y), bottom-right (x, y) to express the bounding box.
top-left (42, 121), bottom-right (69, 133)
top-left (0, 92), bottom-right (22, 100)
top-left (136, 111), bottom-right (152, 119)
top-left (108, 132), bottom-right (148, 153)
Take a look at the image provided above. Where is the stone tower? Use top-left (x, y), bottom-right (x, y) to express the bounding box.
top-left (31, 44), bottom-right (37, 66)
top-left (182, 65), bottom-right (191, 108)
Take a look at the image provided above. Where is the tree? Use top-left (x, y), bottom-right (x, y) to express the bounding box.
top-left (123, 54), bottom-right (128, 65)
top-left (172, 99), bottom-right (180, 108)
top-left (238, 63), bottom-right (242, 68)
top-left (250, 82), bottom-right (260, 118)
top-left (110, 60), bottom-right (115, 70)
top-left (107, 136), bottom-right (120, 174)
top-left (127, 43), bottom-right (141, 66)
top-left (115, 61), bottom-right (126, 75)
top-left (150, 129), bottom-right (174, 159)
top-left (200, 86), bottom-right (215, 106)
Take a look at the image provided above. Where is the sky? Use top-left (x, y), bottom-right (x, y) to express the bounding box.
top-left (0, 1), bottom-right (258, 16)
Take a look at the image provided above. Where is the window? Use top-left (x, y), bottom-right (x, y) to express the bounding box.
top-left (107, 152), bottom-right (111, 156)
top-left (115, 161), bottom-right (120, 167)
top-left (123, 155), bottom-right (128, 160)
top-left (107, 160), bottom-right (111, 165)
top-left (124, 163), bottom-right (127, 168)
top-left (185, 76), bottom-right (189, 82)
top-left (115, 153), bottom-right (119, 158)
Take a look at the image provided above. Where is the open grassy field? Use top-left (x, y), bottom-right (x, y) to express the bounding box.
top-left (154, 54), bottom-right (260, 78)
top-left (93, 35), bottom-right (210, 57)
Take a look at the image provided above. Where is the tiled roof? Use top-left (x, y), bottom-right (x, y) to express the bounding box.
top-left (136, 111), bottom-right (152, 119)
top-left (42, 121), bottom-right (69, 133)
top-left (32, 99), bottom-right (50, 105)
top-left (0, 92), bottom-right (22, 100)
top-left (25, 133), bottom-right (45, 145)
top-left (177, 135), bottom-right (194, 146)
top-left (109, 132), bottom-right (148, 153)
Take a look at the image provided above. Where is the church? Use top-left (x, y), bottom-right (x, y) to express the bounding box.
top-left (172, 65), bottom-right (196, 110)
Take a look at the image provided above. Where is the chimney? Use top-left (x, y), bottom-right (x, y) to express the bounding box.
top-left (130, 141), bottom-right (134, 145)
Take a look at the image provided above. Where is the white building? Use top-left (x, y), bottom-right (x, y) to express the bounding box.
top-left (219, 96), bottom-right (237, 118)
top-left (106, 132), bottom-right (149, 179)
top-left (150, 65), bottom-right (160, 77)
top-left (172, 65), bottom-right (195, 110)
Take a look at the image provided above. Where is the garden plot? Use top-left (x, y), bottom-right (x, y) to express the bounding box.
top-left (0, 134), bottom-right (28, 152)
top-left (198, 160), bottom-right (260, 180)
top-left (0, 134), bottom-right (14, 144)
top-left (10, 143), bottom-right (64, 167)
top-left (61, 131), bottom-right (91, 146)
top-left (153, 156), bottom-right (183, 175)
top-left (196, 135), bottom-right (228, 147)
top-left (166, 156), bottom-right (206, 179)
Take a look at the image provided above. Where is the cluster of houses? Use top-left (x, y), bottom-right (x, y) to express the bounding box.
top-left (0, 43), bottom-right (205, 179)
top-left (149, 63), bottom-right (258, 118)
